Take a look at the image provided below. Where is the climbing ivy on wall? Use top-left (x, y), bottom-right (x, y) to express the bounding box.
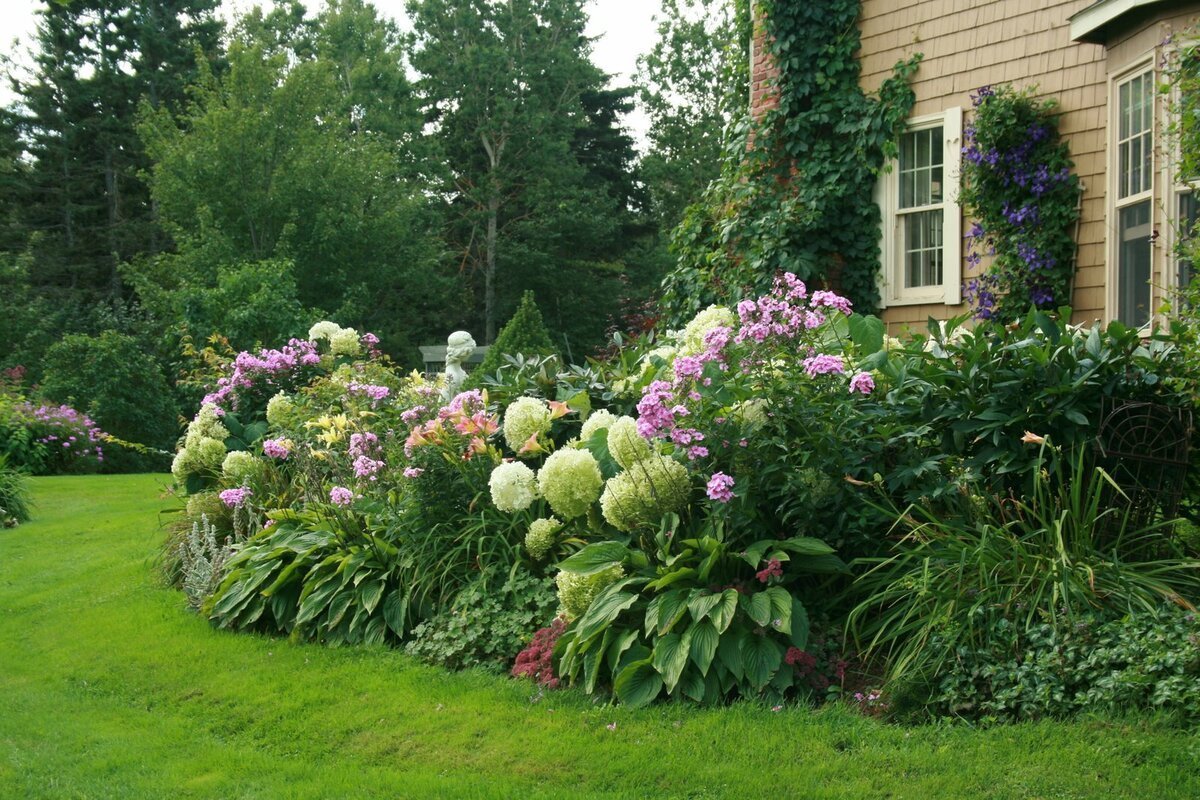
top-left (661, 0), bottom-right (921, 326)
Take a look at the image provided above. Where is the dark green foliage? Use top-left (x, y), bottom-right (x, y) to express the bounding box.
top-left (135, 11), bottom-right (453, 365)
top-left (406, 569), bottom-right (557, 672)
top-left (408, 0), bottom-right (649, 355)
top-left (0, 454), bottom-right (32, 526)
top-left (41, 331), bottom-right (179, 454)
top-left (960, 85), bottom-right (1081, 319)
top-left (636, 0), bottom-right (750, 234)
top-left (849, 449), bottom-right (1200, 687)
top-left (662, 0), bottom-right (921, 326)
top-left (932, 609), bottom-right (1200, 722)
top-left (886, 310), bottom-right (1176, 500)
top-left (12, 0), bottom-right (222, 307)
top-left (475, 291), bottom-right (558, 376)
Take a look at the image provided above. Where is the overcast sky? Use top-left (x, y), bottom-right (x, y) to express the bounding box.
top-left (0, 0), bottom-right (661, 143)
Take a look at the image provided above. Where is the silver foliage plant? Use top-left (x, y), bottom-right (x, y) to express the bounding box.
top-left (181, 514), bottom-right (233, 610)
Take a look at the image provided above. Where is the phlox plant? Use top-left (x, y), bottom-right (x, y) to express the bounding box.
top-left (0, 394), bottom-right (108, 475)
top-left (496, 275), bottom-right (896, 705)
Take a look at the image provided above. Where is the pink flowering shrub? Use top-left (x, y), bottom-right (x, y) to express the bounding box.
top-left (0, 397), bottom-right (108, 475)
top-left (511, 618), bottom-right (566, 689)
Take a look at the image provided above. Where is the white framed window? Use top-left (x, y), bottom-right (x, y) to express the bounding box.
top-left (877, 108), bottom-right (963, 306)
top-left (1170, 44), bottom-right (1199, 291)
top-left (1108, 64), bottom-right (1156, 328)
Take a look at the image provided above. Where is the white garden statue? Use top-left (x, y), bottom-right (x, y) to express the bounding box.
top-left (441, 330), bottom-right (477, 401)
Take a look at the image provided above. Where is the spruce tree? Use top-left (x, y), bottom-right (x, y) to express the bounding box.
top-left (475, 290), bottom-right (557, 376)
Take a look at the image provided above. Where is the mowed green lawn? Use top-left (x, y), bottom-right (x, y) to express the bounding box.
top-left (1, 476), bottom-right (1198, 799)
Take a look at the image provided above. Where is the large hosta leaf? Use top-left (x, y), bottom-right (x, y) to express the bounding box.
top-left (687, 619), bottom-right (719, 676)
top-left (652, 632), bottom-right (690, 694)
top-left (741, 633), bottom-right (783, 691)
top-left (614, 658), bottom-right (663, 708)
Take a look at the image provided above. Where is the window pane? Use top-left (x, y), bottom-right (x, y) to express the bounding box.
top-left (1117, 70), bottom-right (1154, 199)
top-left (1118, 200), bottom-right (1152, 327)
top-left (1180, 192), bottom-right (1198, 289)
top-left (898, 126), bottom-right (943, 210)
top-left (903, 209), bottom-right (944, 289)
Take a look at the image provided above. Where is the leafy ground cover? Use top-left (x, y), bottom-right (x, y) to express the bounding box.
top-left (1, 475), bottom-right (1198, 799)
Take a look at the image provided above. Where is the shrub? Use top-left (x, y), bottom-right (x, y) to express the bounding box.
top-left (932, 609), bottom-right (1200, 722)
top-left (474, 290), bottom-right (558, 379)
top-left (406, 570), bottom-right (557, 672)
top-left (848, 446), bottom-right (1200, 687)
top-left (0, 396), bottom-right (108, 475)
top-left (0, 454), bottom-right (31, 526)
top-left (41, 330), bottom-right (178, 469)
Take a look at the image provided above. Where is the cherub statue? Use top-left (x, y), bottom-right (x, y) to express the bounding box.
top-left (441, 330), bottom-right (476, 401)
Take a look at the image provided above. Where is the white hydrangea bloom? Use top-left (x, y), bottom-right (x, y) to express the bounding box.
top-left (221, 450), bottom-right (262, 484)
top-left (678, 305), bottom-right (736, 356)
top-left (266, 392), bottom-right (295, 427)
top-left (329, 327), bottom-right (361, 357)
top-left (579, 409), bottom-right (617, 442)
top-left (599, 455), bottom-right (690, 532)
top-left (537, 448), bottom-right (603, 519)
top-left (503, 396), bottom-right (552, 453)
top-left (556, 565), bottom-right (623, 621)
top-left (607, 416), bottom-right (651, 469)
top-left (488, 461), bottom-right (539, 512)
top-left (308, 321), bottom-right (342, 341)
top-left (524, 516), bottom-right (563, 560)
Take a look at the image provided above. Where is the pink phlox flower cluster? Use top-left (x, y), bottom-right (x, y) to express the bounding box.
top-left (219, 487), bottom-right (253, 508)
top-left (802, 354), bottom-right (845, 377)
top-left (706, 471), bottom-right (735, 502)
top-left (203, 339), bottom-right (320, 409)
top-left (849, 372), bottom-right (875, 395)
top-left (441, 389), bottom-right (485, 418)
top-left (670, 427), bottom-right (704, 446)
top-left (27, 402), bottom-right (107, 461)
top-left (348, 432), bottom-right (379, 459)
top-left (687, 445), bottom-right (709, 460)
top-left (329, 486), bottom-right (355, 506)
top-left (400, 405), bottom-right (428, 425)
top-left (353, 454), bottom-right (384, 480)
top-left (756, 558), bottom-right (783, 583)
top-left (262, 438), bottom-right (290, 459)
top-left (635, 381), bottom-right (677, 439)
top-left (809, 290), bottom-right (853, 316)
top-left (702, 325), bottom-right (731, 357)
top-left (672, 355), bottom-right (704, 381)
top-left (360, 332), bottom-right (382, 358)
top-left (774, 271), bottom-right (808, 301)
top-left (347, 382), bottom-right (390, 402)
top-left (415, 385), bottom-right (439, 399)
top-left (403, 467), bottom-right (424, 478)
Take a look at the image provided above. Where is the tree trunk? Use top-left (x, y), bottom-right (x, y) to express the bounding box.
top-left (485, 188), bottom-right (499, 343)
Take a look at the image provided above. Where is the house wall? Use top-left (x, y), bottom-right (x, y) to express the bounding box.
top-left (750, 1), bottom-right (1200, 333)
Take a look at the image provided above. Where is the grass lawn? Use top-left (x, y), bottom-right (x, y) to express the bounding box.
top-left (1, 475), bottom-right (1198, 799)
